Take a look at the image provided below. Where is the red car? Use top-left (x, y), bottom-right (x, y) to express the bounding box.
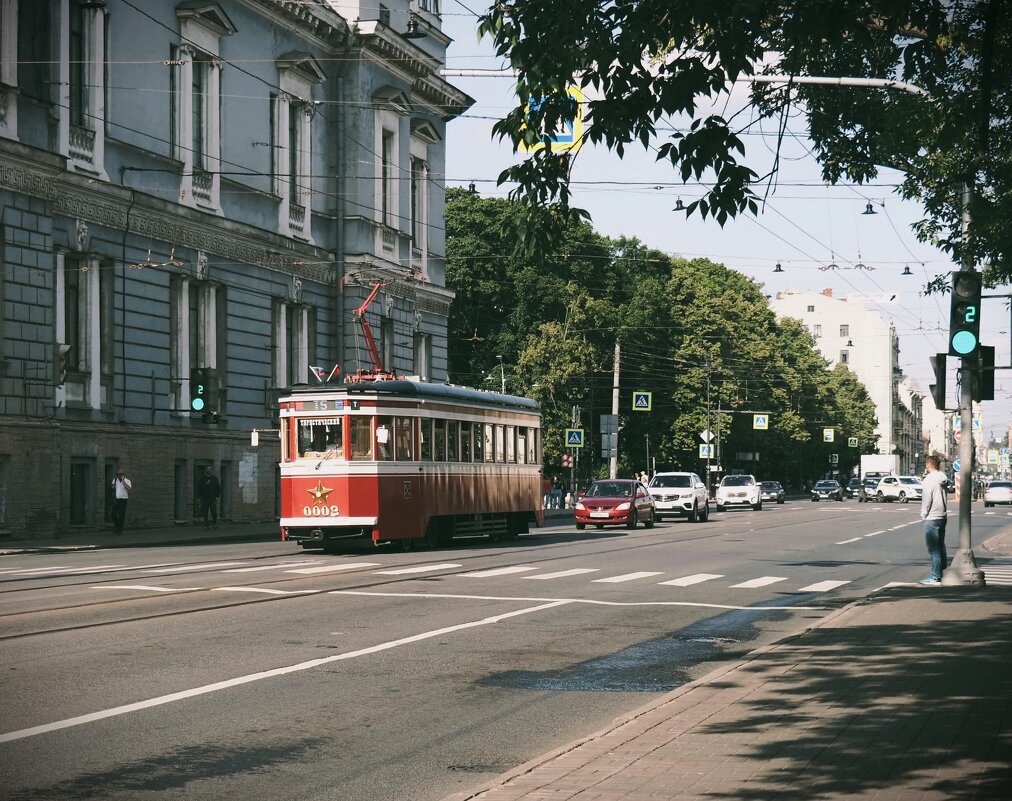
top-left (574, 479), bottom-right (656, 530)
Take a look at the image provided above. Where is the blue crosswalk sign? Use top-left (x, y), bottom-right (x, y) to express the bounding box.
top-left (632, 391), bottom-right (652, 411)
top-left (566, 428), bottom-right (584, 447)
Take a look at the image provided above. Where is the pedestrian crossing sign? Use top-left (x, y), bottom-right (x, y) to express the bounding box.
top-left (823, 428), bottom-right (835, 443)
top-left (632, 391), bottom-right (652, 411)
top-left (848, 437), bottom-right (858, 448)
top-left (753, 414), bottom-right (768, 430)
top-left (699, 444), bottom-right (714, 458)
top-left (566, 428), bottom-right (585, 448)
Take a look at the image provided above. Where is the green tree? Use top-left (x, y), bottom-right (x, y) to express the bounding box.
top-left (478, 1), bottom-right (1010, 284)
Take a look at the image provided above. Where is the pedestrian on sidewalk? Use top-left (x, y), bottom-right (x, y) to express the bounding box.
top-left (542, 476), bottom-right (553, 509)
top-left (198, 467), bottom-right (221, 530)
top-left (551, 476), bottom-right (564, 509)
top-left (919, 454), bottom-right (948, 584)
top-left (111, 470), bottom-right (132, 534)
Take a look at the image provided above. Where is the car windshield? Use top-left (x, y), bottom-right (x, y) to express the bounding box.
top-left (720, 475), bottom-right (753, 487)
top-left (849, 478), bottom-right (861, 486)
top-left (760, 482), bottom-right (780, 490)
top-left (650, 475), bottom-right (691, 488)
top-left (586, 481), bottom-right (633, 498)
top-left (815, 481), bottom-right (837, 489)
top-left (989, 481), bottom-right (1011, 489)
top-left (900, 477), bottom-right (921, 485)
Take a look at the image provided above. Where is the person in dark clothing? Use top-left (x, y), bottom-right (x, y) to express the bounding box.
top-left (198, 467), bottom-right (221, 530)
top-left (111, 470), bottom-right (132, 534)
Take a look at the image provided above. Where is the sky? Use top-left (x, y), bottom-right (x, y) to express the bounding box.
top-left (438, 4), bottom-right (1011, 443)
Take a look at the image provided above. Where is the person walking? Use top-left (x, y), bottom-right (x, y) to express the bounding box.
top-left (198, 467), bottom-right (221, 530)
top-left (111, 470), bottom-right (132, 535)
top-left (919, 455), bottom-right (948, 585)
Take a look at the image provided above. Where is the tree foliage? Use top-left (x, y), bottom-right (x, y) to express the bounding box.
top-left (445, 191), bottom-right (879, 486)
top-left (478, 1), bottom-right (1010, 285)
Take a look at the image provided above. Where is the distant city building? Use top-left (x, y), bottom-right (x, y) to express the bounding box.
top-left (772, 289), bottom-right (926, 474)
top-left (0, 0), bottom-right (471, 536)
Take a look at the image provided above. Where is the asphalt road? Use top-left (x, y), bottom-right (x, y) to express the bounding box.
top-left (2, 501), bottom-right (1010, 801)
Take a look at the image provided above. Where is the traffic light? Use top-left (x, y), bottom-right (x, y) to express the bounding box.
top-left (190, 367), bottom-right (219, 413)
top-left (973, 345), bottom-right (995, 402)
top-left (53, 343), bottom-right (72, 386)
top-left (562, 452), bottom-right (574, 468)
top-left (948, 270), bottom-right (982, 357)
top-left (928, 353), bottom-right (947, 410)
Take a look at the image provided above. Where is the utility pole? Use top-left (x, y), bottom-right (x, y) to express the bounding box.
top-left (610, 340), bottom-right (620, 479)
top-left (705, 358), bottom-right (712, 498)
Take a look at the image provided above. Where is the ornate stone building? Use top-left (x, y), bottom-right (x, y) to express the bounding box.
top-left (0, 0), bottom-right (470, 537)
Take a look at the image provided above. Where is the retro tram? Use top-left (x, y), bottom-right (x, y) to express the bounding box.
top-left (278, 380), bottom-right (544, 550)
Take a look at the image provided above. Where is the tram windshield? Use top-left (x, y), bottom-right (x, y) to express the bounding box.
top-left (297, 418), bottom-right (343, 459)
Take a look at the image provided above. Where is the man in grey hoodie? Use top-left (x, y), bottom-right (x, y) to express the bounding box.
top-left (919, 455), bottom-right (948, 584)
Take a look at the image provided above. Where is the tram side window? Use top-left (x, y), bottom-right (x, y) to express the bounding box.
top-left (420, 418), bottom-right (432, 461)
top-left (473, 422), bottom-right (484, 462)
top-left (351, 416), bottom-right (373, 460)
top-left (483, 424), bottom-right (494, 462)
top-left (517, 427), bottom-right (527, 465)
top-left (507, 425), bottom-right (516, 463)
top-left (494, 425), bottom-right (505, 462)
top-left (394, 417), bottom-right (414, 461)
top-left (298, 419), bottom-right (344, 459)
top-left (434, 419), bottom-right (447, 461)
top-left (532, 428), bottom-right (540, 464)
top-left (376, 416), bottom-right (393, 461)
top-left (447, 420), bottom-right (459, 462)
top-left (460, 423), bottom-right (472, 462)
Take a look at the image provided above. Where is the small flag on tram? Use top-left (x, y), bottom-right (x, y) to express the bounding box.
top-left (310, 365), bottom-right (328, 383)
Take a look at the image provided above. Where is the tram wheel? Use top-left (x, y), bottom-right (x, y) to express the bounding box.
top-left (399, 538), bottom-right (415, 552)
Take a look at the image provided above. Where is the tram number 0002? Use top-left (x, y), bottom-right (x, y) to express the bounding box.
top-left (303, 505), bottom-right (339, 517)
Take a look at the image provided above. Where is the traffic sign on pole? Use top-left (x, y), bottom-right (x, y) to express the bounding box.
top-left (752, 414), bottom-right (768, 430)
top-left (565, 428), bottom-right (584, 448)
top-left (632, 391), bottom-right (652, 411)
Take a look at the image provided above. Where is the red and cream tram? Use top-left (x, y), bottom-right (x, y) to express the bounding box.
top-left (278, 380), bottom-right (543, 549)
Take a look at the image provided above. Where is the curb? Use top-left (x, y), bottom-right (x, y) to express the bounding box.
top-left (0, 530), bottom-right (279, 556)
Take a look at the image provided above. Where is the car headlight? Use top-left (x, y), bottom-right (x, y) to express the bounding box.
top-left (575, 502), bottom-right (585, 510)
top-left (615, 502), bottom-right (631, 511)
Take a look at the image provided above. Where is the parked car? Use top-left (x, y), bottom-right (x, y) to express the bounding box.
top-left (716, 474), bottom-right (762, 511)
top-left (574, 479), bottom-right (656, 530)
top-left (647, 472), bottom-right (709, 522)
top-left (811, 480), bottom-right (844, 502)
top-left (983, 480), bottom-right (1012, 507)
top-left (857, 476), bottom-right (879, 502)
top-left (759, 481), bottom-right (785, 504)
top-left (845, 477), bottom-right (863, 499)
top-left (874, 475), bottom-right (923, 503)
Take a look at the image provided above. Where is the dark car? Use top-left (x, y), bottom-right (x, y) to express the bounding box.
top-left (857, 476), bottom-right (880, 502)
top-left (811, 479), bottom-right (844, 502)
top-left (845, 477), bottom-right (862, 499)
top-left (575, 479), bottom-right (656, 530)
top-left (759, 481), bottom-right (785, 504)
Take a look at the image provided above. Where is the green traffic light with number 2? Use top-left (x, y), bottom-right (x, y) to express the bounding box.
top-left (191, 383), bottom-right (205, 411)
top-left (948, 271), bottom-right (982, 357)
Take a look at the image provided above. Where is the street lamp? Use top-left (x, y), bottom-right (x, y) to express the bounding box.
top-left (496, 355), bottom-right (505, 393)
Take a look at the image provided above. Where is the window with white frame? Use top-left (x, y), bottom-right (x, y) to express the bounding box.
top-left (839, 324), bottom-right (849, 337)
top-left (813, 324), bottom-right (822, 337)
top-left (840, 350), bottom-right (850, 365)
top-left (413, 333), bottom-right (431, 381)
top-left (61, 0), bottom-right (108, 177)
top-left (55, 251), bottom-right (113, 408)
top-left (1, 0), bottom-right (20, 138)
top-left (172, 4), bottom-right (235, 212)
top-left (271, 300), bottom-right (315, 387)
top-left (171, 274), bottom-right (227, 413)
top-left (380, 317), bottom-right (394, 373)
top-left (372, 90), bottom-right (408, 254)
top-left (381, 129), bottom-right (395, 226)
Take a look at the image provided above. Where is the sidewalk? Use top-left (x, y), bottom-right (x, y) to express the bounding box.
top-left (444, 527), bottom-right (1012, 801)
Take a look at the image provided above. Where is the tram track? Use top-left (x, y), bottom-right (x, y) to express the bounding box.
top-left (0, 505), bottom-right (893, 641)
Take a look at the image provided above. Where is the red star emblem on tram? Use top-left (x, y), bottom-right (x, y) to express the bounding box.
top-left (307, 481), bottom-right (334, 506)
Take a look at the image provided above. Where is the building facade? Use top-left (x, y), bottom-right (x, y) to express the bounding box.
top-left (772, 289), bottom-right (926, 474)
top-left (0, 0), bottom-right (470, 537)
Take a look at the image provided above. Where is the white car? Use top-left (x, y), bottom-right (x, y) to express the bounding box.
top-left (984, 480), bottom-right (1012, 507)
top-left (874, 475), bottom-right (923, 503)
top-left (647, 472), bottom-right (709, 522)
top-left (715, 474), bottom-right (762, 511)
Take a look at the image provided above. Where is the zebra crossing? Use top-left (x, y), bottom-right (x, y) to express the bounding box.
top-left (982, 559), bottom-right (1012, 587)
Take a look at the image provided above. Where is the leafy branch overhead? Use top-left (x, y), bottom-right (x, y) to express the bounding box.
top-left (478, 1), bottom-right (1010, 284)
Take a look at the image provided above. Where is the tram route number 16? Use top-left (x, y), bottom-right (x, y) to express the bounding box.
top-left (303, 505), bottom-right (339, 517)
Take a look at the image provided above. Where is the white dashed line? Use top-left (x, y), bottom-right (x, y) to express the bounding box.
top-left (372, 563), bottom-right (460, 575)
top-left (658, 573), bottom-right (724, 587)
top-left (224, 561), bottom-right (323, 573)
top-left (591, 572), bottom-right (664, 583)
top-left (796, 580), bottom-right (852, 592)
top-left (864, 530), bottom-right (886, 538)
top-left (145, 562), bottom-right (247, 573)
top-left (91, 585), bottom-right (202, 593)
top-left (730, 576), bottom-right (788, 589)
top-left (289, 563), bottom-right (383, 574)
top-left (211, 587), bottom-right (321, 595)
top-left (461, 566), bottom-right (540, 578)
top-left (523, 568), bottom-right (601, 580)
top-left (836, 537), bottom-right (863, 544)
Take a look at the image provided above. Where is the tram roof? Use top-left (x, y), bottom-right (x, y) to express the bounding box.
top-left (285, 380), bottom-right (540, 413)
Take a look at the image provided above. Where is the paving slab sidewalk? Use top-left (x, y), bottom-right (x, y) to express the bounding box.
top-left (444, 527), bottom-right (1012, 801)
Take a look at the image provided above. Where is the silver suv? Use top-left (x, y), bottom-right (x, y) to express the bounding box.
top-left (874, 475), bottom-right (923, 503)
top-left (647, 472), bottom-right (709, 522)
top-left (716, 474), bottom-right (762, 511)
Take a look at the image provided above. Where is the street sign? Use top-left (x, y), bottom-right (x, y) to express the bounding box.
top-left (632, 391), bottom-right (652, 411)
top-left (565, 428), bottom-right (584, 448)
top-left (953, 459), bottom-right (961, 471)
top-left (848, 437), bottom-right (858, 448)
top-left (700, 428), bottom-right (714, 443)
top-left (699, 444), bottom-right (714, 458)
top-left (823, 428), bottom-right (835, 443)
top-left (600, 414), bottom-right (619, 434)
top-left (830, 453), bottom-right (839, 464)
top-left (752, 414), bottom-right (768, 430)
top-left (519, 86), bottom-right (584, 153)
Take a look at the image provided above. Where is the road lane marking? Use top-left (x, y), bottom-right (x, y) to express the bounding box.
top-left (658, 573), bottom-right (724, 587)
top-left (461, 566), bottom-right (540, 577)
top-left (730, 576), bottom-right (788, 589)
top-left (796, 580), bottom-right (852, 592)
top-left (211, 587), bottom-right (320, 595)
top-left (288, 563), bottom-right (383, 574)
top-left (592, 571), bottom-right (664, 583)
top-left (836, 537), bottom-right (863, 544)
top-left (224, 561), bottom-right (323, 573)
top-left (523, 569), bottom-right (600, 580)
top-left (3, 564), bottom-right (126, 576)
top-left (863, 530), bottom-right (886, 537)
top-left (145, 562), bottom-right (248, 573)
top-left (371, 563), bottom-right (460, 575)
top-left (91, 585), bottom-right (203, 593)
top-left (0, 599), bottom-right (571, 744)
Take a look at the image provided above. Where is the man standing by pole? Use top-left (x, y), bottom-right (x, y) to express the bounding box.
top-left (919, 455), bottom-right (948, 585)
top-left (198, 467), bottom-right (221, 531)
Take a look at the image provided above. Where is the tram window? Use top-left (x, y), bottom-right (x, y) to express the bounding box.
top-left (529, 428), bottom-right (538, 464)
top-left (459, 423), bottom-right (471, 462)
top-left (506, 426), bottom-right (516, 463)
top-left (434, 419), bottom-right (447, 462)
top-left (394, 417), bottom-right (414, 461)
top-left (376, 416), bottom-right (393, 461)
top-left (517, 427), bottom-right (527, 465)
top-left (297, 418), bottom-right (344, 459)
top-left (472, 423), bottom-right (483, 462)
top-left (447, 420), bottom-right (459, 462)
top-left (483, 424), bottom-right (494, 462)
top-left (420, 418), bottom-right (432, 461)
top-left (350, 416), bottom-right (373, 460)
top-left (493, 425), bottom-right (504, 462)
